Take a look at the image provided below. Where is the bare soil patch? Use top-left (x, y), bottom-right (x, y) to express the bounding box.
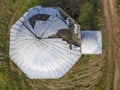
top-left (102, 0), bottom-right (120, 90)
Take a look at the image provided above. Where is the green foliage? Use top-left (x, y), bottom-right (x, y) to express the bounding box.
top-left (116, 0), bottom-right (120, 15)
top-left (79, 0), bottom-right (102, 30)
top-left (79, 2), bottom-right (93, 29)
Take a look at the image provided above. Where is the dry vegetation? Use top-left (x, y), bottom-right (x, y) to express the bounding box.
top-left (0, 0), bottom-right (113, 90)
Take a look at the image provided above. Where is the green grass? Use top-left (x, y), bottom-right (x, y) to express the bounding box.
top-left (116, 0), bottom-right (120, 15)
top-left (0, 0), bottom-right (107, 90)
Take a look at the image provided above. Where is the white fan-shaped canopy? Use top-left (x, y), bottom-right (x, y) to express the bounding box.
top-left (9, 6), bottom-right (81, 79)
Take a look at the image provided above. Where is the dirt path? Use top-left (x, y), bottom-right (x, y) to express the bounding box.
top-left (102, 0), bottom-right (120, 90)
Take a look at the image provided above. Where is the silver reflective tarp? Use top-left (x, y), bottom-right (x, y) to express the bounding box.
top-left (9, 6), bottom-right (81, 79)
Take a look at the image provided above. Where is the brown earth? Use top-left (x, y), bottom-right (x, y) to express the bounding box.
top-left (102, 0), bottom-right (120, 90)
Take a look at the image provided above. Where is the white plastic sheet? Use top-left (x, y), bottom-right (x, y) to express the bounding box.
top-left (81, 31), bottom-right (102, 54)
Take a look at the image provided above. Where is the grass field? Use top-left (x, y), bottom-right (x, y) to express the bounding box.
top-left (0, 0), bottom-right (108, 90)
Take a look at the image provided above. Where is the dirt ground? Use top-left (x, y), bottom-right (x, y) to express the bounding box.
top-left (102, 0), bottom-right (120, 90)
